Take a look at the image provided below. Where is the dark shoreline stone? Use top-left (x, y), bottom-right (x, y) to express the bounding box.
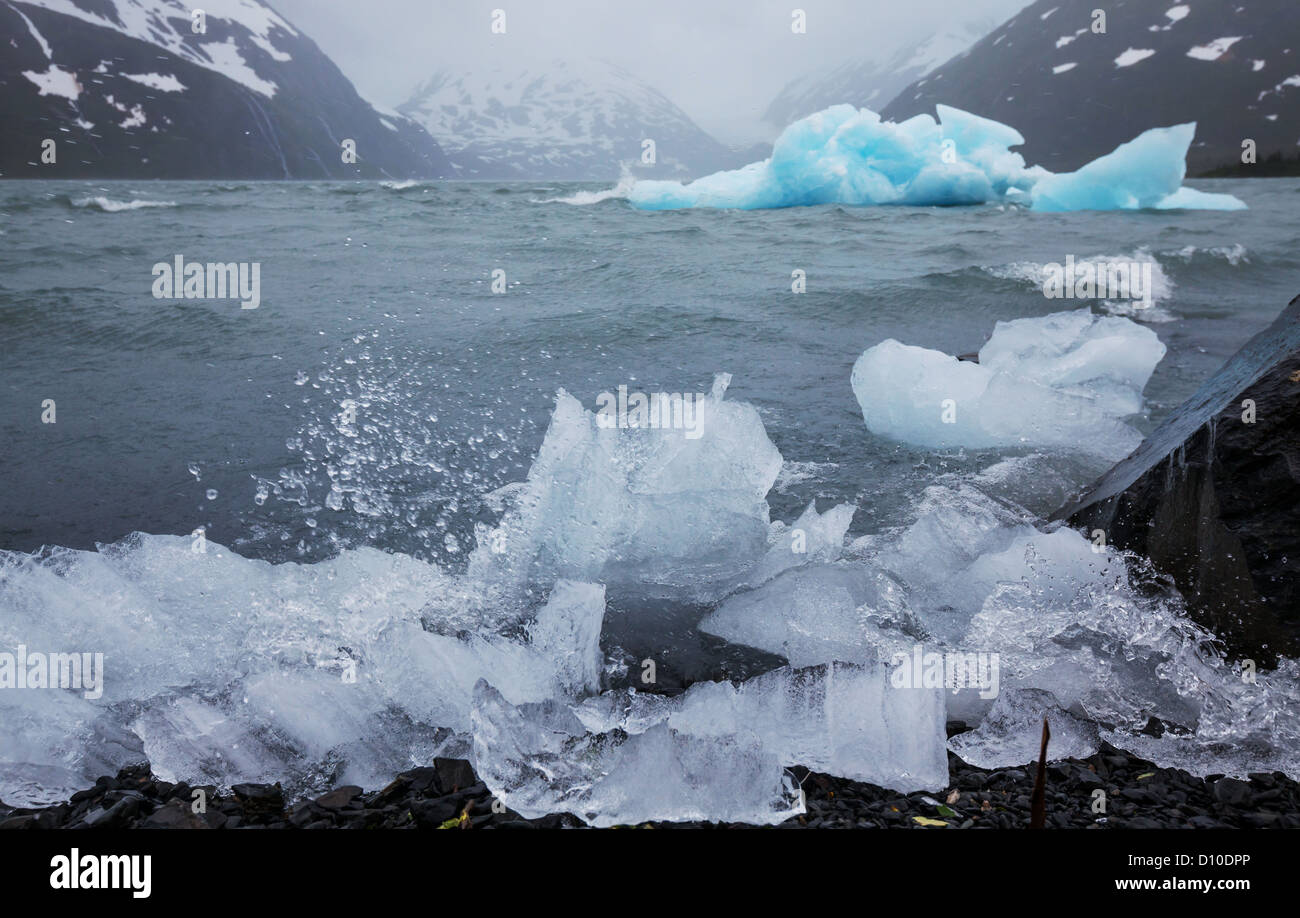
top-left (5, 748), bottom-right (1298, 830)
top-left (1053, 293), bottom-right (1300, 660)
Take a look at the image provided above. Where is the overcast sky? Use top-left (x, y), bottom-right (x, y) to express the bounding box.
top-left (272, 0), bottom-right (1029, 144)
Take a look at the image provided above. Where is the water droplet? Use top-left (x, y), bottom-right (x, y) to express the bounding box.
top-left (205, 489), bottom-right (218, 501)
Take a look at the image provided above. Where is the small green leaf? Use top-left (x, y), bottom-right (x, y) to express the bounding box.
top-left (1137, 772), bottom-right (1155, 780)
top-left (936, 804), bottom-right (958, 818)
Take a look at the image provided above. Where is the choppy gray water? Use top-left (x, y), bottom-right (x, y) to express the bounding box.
top-left (3, 178), bottom-right (1296, 559)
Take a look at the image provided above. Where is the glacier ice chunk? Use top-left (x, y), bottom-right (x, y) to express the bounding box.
top-left (851, 339), bottom-right (1143, 457)
top-left (978, 308), bottom-right (1167, 416)
top-left (874, 483), bottom-right (1030, 579)
top-left (0, 688), bottom-right (144, 807)
top-left (741, 499), bottom-right (856, 589)
top-left (0, 533), bottom-right (609, 802)
top-left (131, 694), bottom-right (300, 789)
top-left (950, 526), bottom-right (1124, 623)
top-left (1153, 185), bottom-right (1249, 211)
top-left (527, 580), bottom-right (606, 695)
top-left (850, 309), bottom-right (1162, 457)
top-left (623, 105), bottom-right (1243, 212)
top-left (468, 374), bottom-right (784, 597)
top-left (831, 480), bottom-right (1300, 783)
top-left (629, 104), bottom-right (1037, 211)
top-left (472, 660), bottom-right (947, 824)
top-left (699, 563), bottom-right (919, 667)
top-left (1031, 123), bottom-right (1246, 212)
top-left (946, 523), bottom-right (1300, 781)
top-left (948, 688), bottom-right (1100, 768)
top-left (673, 662), bottom-right (949, 790)
top-left (470, 680), bottom-right (802, 826)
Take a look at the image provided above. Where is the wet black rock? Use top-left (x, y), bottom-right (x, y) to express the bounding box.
top-left (6, 747), bottom-right (1298, 829)
top-left (433, 757), bottom-right (477, 792)
top-left (232, 782), bottom-right (285, 823)
top-left (141, 801), bottom-right (209, 830)
top-left (1055, 293), bottom-right (1300, 660)
top-left (315, 786), bottom-right (363, 810)
top-left (1213, 777), bottom-right (1253, 807)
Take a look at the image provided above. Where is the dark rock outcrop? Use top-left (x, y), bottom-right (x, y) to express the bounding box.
top-left (1054, 294), bottom-right (1300, 659)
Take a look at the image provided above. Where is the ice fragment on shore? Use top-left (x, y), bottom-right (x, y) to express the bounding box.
top-left (468, 374), bottom-right (783, 597)
top-left (675, 662), bottom-right (949, 790)
top-left (470, 680), bottom-right (802, 826)
top-left (948, 687), bottom-right (1100, 768)
top-left (527, 580), bottom-right (605, 695)
top-left (742, 499), bottom-right (856, 588)
top-left (699, 563), bottom-right (918, 667)
top-left (471, 660), bottom-right (947, 824)
top-left (0, 533), bottom-right (609, 800)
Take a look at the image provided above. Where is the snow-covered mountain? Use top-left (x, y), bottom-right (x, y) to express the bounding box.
top-left (882, 0), bottom-right (1300, 174)
top-left (399, 58), bottom-right (743, 180)
top-left (1, 0), bottom-right (451, 178)
top-left (763, 20), bottom-right (998, 130)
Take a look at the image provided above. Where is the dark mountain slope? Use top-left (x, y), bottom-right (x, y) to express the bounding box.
top-left (882, 0), bottom-right (1300, 175)
top-left (1, 0), bottom-right (451, 178)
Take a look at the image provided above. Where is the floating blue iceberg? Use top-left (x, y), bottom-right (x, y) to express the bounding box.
top-left (850, 308), bottom-right (1167, 458)
top-left (627, 105), bottom-right (1246, 212)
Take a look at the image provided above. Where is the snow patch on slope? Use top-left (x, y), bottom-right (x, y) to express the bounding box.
top-left (1115, 48), bottom-right (1157, 68)
top-left (19, 0), bottom-right (295, 97)
top-left (122, 72), bottom-right (187, 93)
top-left (197, 35), bottom-right (276, 96)
top-left (1187, 37), bottom-right (1243, 61)
top-left (22, 65), bottom-right (79, 101)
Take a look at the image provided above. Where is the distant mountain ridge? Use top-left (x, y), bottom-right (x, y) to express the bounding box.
top-left (1, 0), bottom-right (451, 178)
top-left (881, 0), bottom-right (1300, 175)
top-left (764, 21), bottom-right (997, 130)
top-left (399, 58), bottom-right (747, 180)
